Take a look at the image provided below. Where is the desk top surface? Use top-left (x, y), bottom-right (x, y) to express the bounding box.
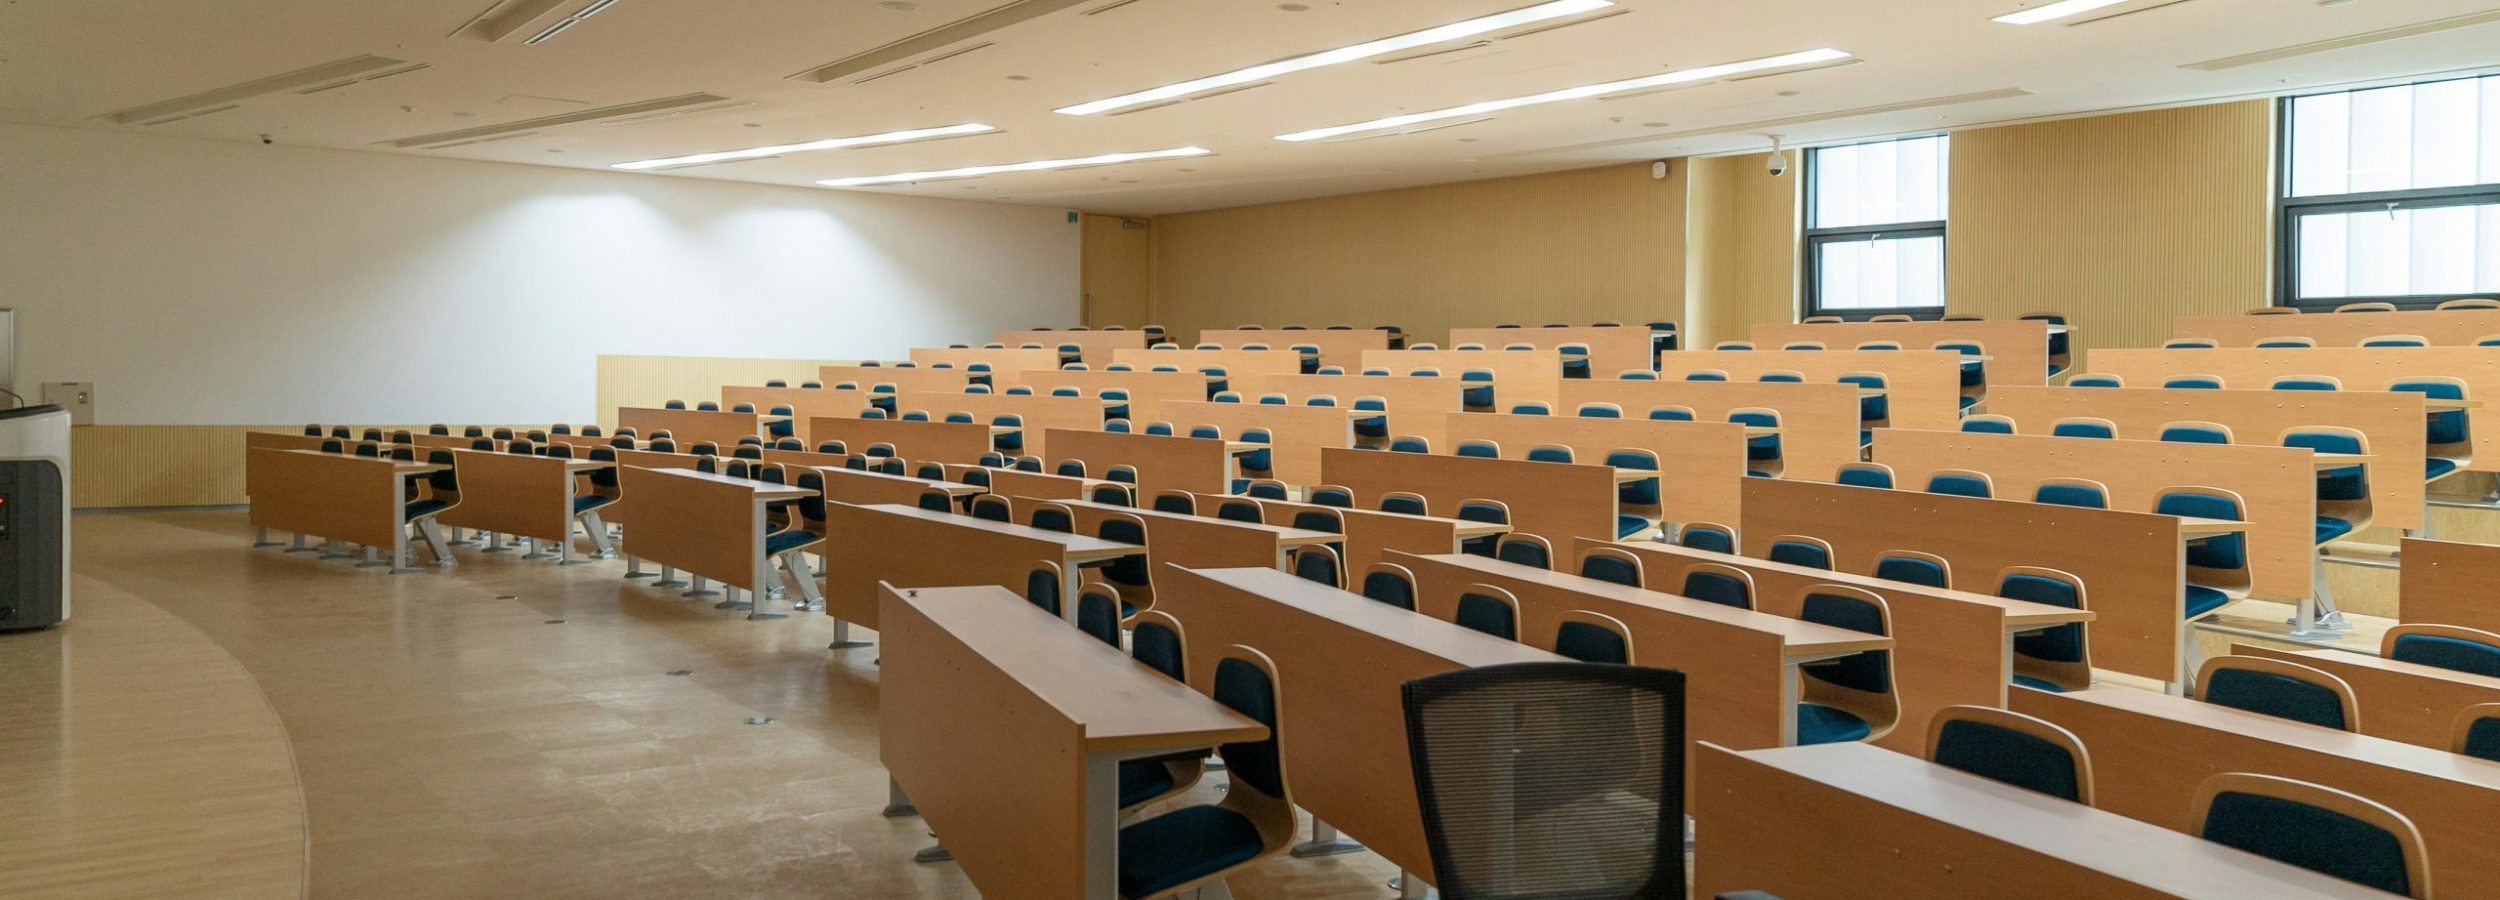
top-left (860, 503), bottom-right (1136, 556)
top-left (1412, 553), bottom-right (1895, 657)
top-left (642, 467), bottom-right (817, 498)
top-left (1185, 566), bottom-right (1562, 668)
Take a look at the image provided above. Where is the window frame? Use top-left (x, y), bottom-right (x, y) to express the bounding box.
top-left (2273, 77), bottom-right (2500, 312)
top-left (1802, 135), bottom-right (1951, 321)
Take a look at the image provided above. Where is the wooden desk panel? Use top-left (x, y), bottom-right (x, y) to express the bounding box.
top-left (1556, 380), bottom-right (1862, 483)
top-left (615, 467), bottom-right (795, 593)
top-left (901, 348), bottom-right (1061, 378)
top-left (1655, 350), bottom-right (1964, 430)
top-left (2399, 538), bottom-right (2500, 632)
top-left (1233, 374), bottom-right (1466, 450)
top-left (815, 364), bottom-right (974, 394)
top-left (1399, 551), bottom-right (1887, 751)
top-left (2238, 643), bottom-right (2500, 753)
top-left (1989, 385), bottom-right (2427, 529)
top-left (2174, 310), bottom-right (2500, 348)
top-left (1359, 348), bottom-right (1563, 408)
top-left (1105, 348), bottom-right (1305, 384)
top-left (1196, 493), bottom-right (1490, 577)
top-left (2015, 686), bottom-right (2500, 898)
top-left (1872, 429), bottom-right (2320, 600)
top-left (1755, 319), bottom-right (2051, 387)
top-left (807, 417), bottom-right (995, 466)
top-left (436, 449), bottom-right (574, 543)
top-left (1442, 413), bottom-right (1747, 526)
top-left (1742, 478), bottom-right (2190, 684)
top-left (1010, 496), bottom-right (1325, 573)
top-left (616, 407), bottom-right (760, 449)
top-left (1151, 565), bottom-right (1562, 877)
top-left (795, 464), bottom-right (978, 507)
top-left (599, 449), bottom-right (698, 526)
top-left (1323, 447), bottom-right (1617, 548)
top-left (720, 386), bottom-right (866, 442)
top-left (2086, 346), bottom-right (2497, 472)
top-left (1447, 325), bottom-right (1656, 378)
top-left (959, 466), bottom-right (1097, 500)
top-left (892, 392), bottom-right (1103, 460)
top-left (990, 329), bottom-right (1148, 365)
top-left (818, 502), bottom-right (1128, 628)
top-left (1146, 401), bottom-right (1352, 487)
top-left (1044, 429), bottom-right (1227, 498)
top-left (1009, 369), bottom-right (1208, 419)
top-left (245, 448), bottom-right (404, 549)
top-left (1599, 540), bottom-right (2090, 754)
top-left (1197, 329), bottom-right (1388, 368)
top-left (1693, 743), bottom-right (2376, 900)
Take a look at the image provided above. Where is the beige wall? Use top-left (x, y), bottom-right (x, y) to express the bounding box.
top-left (1685, 154), bottom-right (1803, 348)
top-left (1948, 100), bottom-right (2275, 355)
top-left (1147, 163), bottom-right (1687, 346)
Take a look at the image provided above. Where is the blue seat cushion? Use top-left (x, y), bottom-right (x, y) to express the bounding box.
top-left (2313, 516), bottom-right (2355, 545)
top-left (765, 529), bottom-right (818, 555)
top-left (2185, 584), bottom-right (2231, 618)
top-left (1118, 760), bottom-right (1178, 808)
top-left (403, 499), bottom-right (449, 521)
top-left (2427, 458), bottom-right (2461, 480)
top-left (572, 495), bottom-right (614, 514)
top-left (1796, 702), bottom-right (1871, 745)
top-left (1118, 804), bottom-right (1264, 898)
top-left (1615, 514), bottom-right (1653, 539)
top-left (2012, 674), bottom-right (2067, 693)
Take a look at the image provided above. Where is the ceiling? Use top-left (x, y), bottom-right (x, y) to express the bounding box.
top-left (4, 0), bottom-right (2497, 215)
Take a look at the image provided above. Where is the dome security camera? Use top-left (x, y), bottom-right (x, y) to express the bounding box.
top-left (1766, 134), bottom-right (1788, 177)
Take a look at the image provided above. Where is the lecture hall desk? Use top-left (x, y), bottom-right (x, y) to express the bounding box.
top-left (246, 447), bottom-right (447, 572)
top-left (1150, 565), bottom-right (1563, 886)
top-left (1190, 492), bottom-right (1509, 577)
top-left (879, 583), bottom-right (1265, 900)
top-left (1694, 742), bottom-right (2380, 899)
top-left (615, 466), bottom-right (813, 619)
top-left (2237, 642), bottom-right (2500, 753)
top-left (1005, 495), bottom-right (1337, 572)
top-left (436, 448), bottom-right (614, 562)
top-left (2015, 685), bottom-right (2500, 897)
top-left (816, 501), bottom-right (1133, 635)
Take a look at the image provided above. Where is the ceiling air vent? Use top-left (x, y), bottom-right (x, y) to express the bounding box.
top-left (376, 93), bottom-right (733, 149)
top-left (849, 41), bottom-right (996, 85)
top-left (99, 55), bottom-right (412, 125)
top-left (789, 0), bottom-right (1092, 84)
top-left (450, 0), bottom-right (569, 41)
top-left (1374, 6), bottom-right (1629, 66)
top-left (293, 62), bottom-right (434, 95)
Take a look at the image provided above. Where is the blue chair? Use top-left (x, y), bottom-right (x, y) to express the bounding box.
top-left (1378, 492), bottom-right (1429, 516)
top-left (2456, 704), bottom-right (2500, 762)
top-left (1796, 587), bottom-right (1898, 744)
top-left (1841, 372), bottom-right (1890, 433)
top-left (2191, 772), bottom-right (2425, 897)
top-left (1730, 408), bottom-right (1783, 477)
top-left (1188, 425), bottom-right (1221, 439)
top-left (1960, 415), bottom-right (2016, 434)
top-left (2383, 624), bottom-right (2500, 679)
top-left (992, 414), bottom-right (1024, 452)
top-left (1460, 370), bottom-right (1494, 410)
top-left (2390, 377), bottom-right (2473, 484)
top-left (1306, 487), bottom-right (1353, 509)
top-left (663, 400), bottom-right (687, 409)
top-left (1558, 343), bottom-right (1592, 380)
top-left (1608, 449), bottom-right (1662, 538)
top-left (1389, 436), bottom-right (1431, 454)
top-left (2159, 421), bottom-right (2233, 445)
top-left (1097, 514), bottom-right (1152, 599)
top-left (1578, 547), bottom-right (1644, 588)
top-left (1924, 470), bottom-right (1993, 499)
top-left (1143, 422), bottom-right (1176, 436)
top-left (1029, 502), bottom-right (1076, 534)
top-left (900, 410), bottom-right (930, 422)
top-left (1936, 341), bottom-right (1986, 409)
top-left (1453, 584), bottom-right (1519, 640)
top-left (1619, 370), bottom-right (1659, 381)
top-left (1767, 535), bottom-right (1833, 570)
top-left (1552, 612), bottom-right (1632, 663)
top-left (1352, 397), bottom-right (1389, 439)
top-left (2271, 375), bottom-right (2342, 392)
top-left (2282, 427), bottom-right (2372, 548)
top-left (1115, 650), bottom-right (1299, 899)
top-left (1684, 370), bottom-right (1728, 382)
top-left (2198, 656), bottom-right (2356, 731)
top-left (1118, 611), bottom-right (1206, 811)
top-left (2164, 338), bottom-right (2219, 349)
top-left (2001, 566), bottom-right (2092, 692)
top-left (2050, 417), bottom-right (2115, 439)
top-left (2067, 373), bottom-right (2124, 388)
top-left (1215, 498), bottom-right (1265, 524)
top-left (1510, 401), bottom-right (1552, 416)
top-left (2256, 337), bottom-right (2316, 349)
top-left (1712, 342), bottom-right (1752, 351)
top-left (1494, 534), bottom-right (1552, 571)
top-left (1455, 500), bottom-right (1509, 557)
top-left (1454, 440), bottom-right (1500, 459)
top-left (1647, 405), bottom-right (1695, 421)
top-left (2021, 312), bottom-right (2072, 377)
top-left (1679, 564), bottom-right (1753, 610)
top-left (1575, 402), bottom-right (1623, 419)
top-left (1105, 419), bottom-right (1132, 433)
top-left (2163, 375), bottom-right (2224, 389)
top-left (1835, 462), bottom-right (1894, 489)
top-left (1678, 522), bottom-right (1737, 555)
top-left (1525, 443), bottom-right (1574, 464)
top-left (1872, 550), bottom-right (1950, 588)
top-left (1926, 706), bottom-right (2093, 803)
top-left (2361, 334), bottom-right (2429, 348)
top-left (1758, 371), bottom-right (1804, 383)
top-left (1239, 429), bottom-right (1273, 476)
top-left (1244, 480), bottom-right (1289, 501)
top-left (2032, 477), bottom-right (2109, 509)
top-left (2157, 486), bottom-right (2252, 620)
top-left (1361, 562), bottom-right (1418, 611)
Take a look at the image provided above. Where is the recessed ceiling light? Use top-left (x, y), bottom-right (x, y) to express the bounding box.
top-left (523, 0), bottom-right (619, 45)
top-left (818, 146), bottom-right (1211, 187)
top-left (1991, 0), bottom-right (2130, 24)
top-left (878, 1), bottom-right (918, 10)
top-left (1279, 2), bottom-right (1311, 10)
top-left (1006, 74), bottom-right (1030, 81)
top-left (1641, 121), bottom-right (1669, 127)
top-left (1055, 0), bottom-right (1614, 116)
top-left (1275, 47), bottom-right (1849, 142)
top-left (611, 122), bottom-right (994, 170)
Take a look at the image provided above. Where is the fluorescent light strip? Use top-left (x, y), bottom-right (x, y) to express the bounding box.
top-left (524, 0), bottom-right (619, 45)
top-left (1055, 0), bottom-right (1614, 116)
top-left (1275, 47), bottom-right (1850, 142)
top-left (818, 147), bottom-right (1211, 187)
top-left (612, 123), bottom-right (996, 171)
top-left (1991, 0), bottom-right (2130, 24)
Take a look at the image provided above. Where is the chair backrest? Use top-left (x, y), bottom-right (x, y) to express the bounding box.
top-left (1684, 369), bottom-right (1729, 381)
top-left (970, 495), bottom-right (1013, 523)
top-left (1646, 405), bottom-right (1695, 422)
top-left (1453, 584), bottom-right (1519, 640)
top-left (1767, 535), bottom-right (1834, 570)
top-left (2162, 375), bottom-right (2225, 389)
top-left (1678, 522), bottom-right (1737, 554)
top-left (2361, 335), bottom-right (2428, 348)
top-left (1871, 550), bottom-right (1951, 588)
top-left (2382, 623), bottom-right (2500, 678)
top-left (2196, 656), bottom-right (2357, 731)
top-left (1389, 436), bottom-right (1432, 454)
top-left (1835, 462), bottom-right (1895, 489)
top-left (1454, 439), bottom-right (1500, 459)
top-left (1130, 610), bottom-right (1188, 681)
top-left (1926, 705), bottom-right (2094, 804)
top-left (2439, 297), bottom-right (2500, 309)
top-left (2191, 772), bottom-right (2428, 897)
top-left (2067, 373), bottom-right (2124, 388)
top-left (2255, 336), bottom-right (2316, 348)
top-left (1576, 402), bottom-right (1623, 419)
top-left (1757, 370), bottom-right (1805, 383)
top-left (2455, 702), bottom-right (2500, 762)
top-left (1923, 469), bottom-right (1994, 498)
top-left (1401, 662), bottom-right (1687, 897)
top-left (1798, 584), bottom-right (1896, 706)
top-left (1075, 582), bottom-right (1122, 647)
top-left (1379, 491), bottom-right (1430, 516)
top-left (2247, 307), bottom-right (2303, 316)
top-left (1525, 443), bottom-right (1575, 464)
top-left (1025, 562), bottom-right (1064, 616)
top-left (1679, 563), bottom-right (1754, 610)
top-left (1959, 414), bottom-right (2016, 434)
top-left (1306, 486), bottom-right (1354, 510)
top-left (2000, 566), bottom-right (2092, 688)
top-left (1291, 544), bottom-right (1342, 588)
top-left (2158, 421), bottom-right (2234, 445)
top-left (2049, 416), bottom-right (2116, 439)
top-left (2163, 339), bottom-right (2219, 350)
top-left (1361, 562), bottom-right (1419, 611)
top-left (2032, 476), bottom-right (2110, 509)
top-left (2270, 374), bottom-right (2343, 391)
top-left (1553, 610), bottom-right (1634, 664)
top-left (1494, 533), bottom-right (1553, 570)
top-left (1509, 401), bottom-right (1552, 416)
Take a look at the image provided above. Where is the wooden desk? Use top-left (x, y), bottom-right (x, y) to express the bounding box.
top-left (435, 449), bottom-right (592, 554)
top-left (1045, 428), bottom-right (1228, 498)
top-left (1194, 493), bottom-right (1507, 577)
top-left (245, 448), bottom-right (440, 571)
top-left (615, 407), bottom-right (761, 449)
top-left (903, 347), bottom-right (1061, 378)
top-left (1400, 551), bottom-right (1891, 750)
top-left (1008, 495), bottom-right (1333, 573)
top-left (597, 449), bottom-right (700, 528)
top-left (2173, 309), bottom-right (2500, 348)
top-left (944, 464), bottom-right (1106, 501)
top-left (1449, 325), bottom-right (1654, 378)
top-left (2016, 685), bottom-right (2500, 898)
top-left (719, 385), bottom-right (867, 441)
top-left (1010, 369), bottom-right (1207, 419)
top-left (2087, 345), bottom-right (2496, 473)
top-left (2399, 537), bottom-right (2500, 632)
top-left (1654, 350), bottom-right (1965, 431)
top-left (1322, 447), bottom-right (1618, 549)
top-left (817, 502), bottom-right (1132, 631)
top-left (1233, 374), bottom-right (1465, 449)
top-left (1871, 428), bottom-right (2320, 600)
top-left (1989, 385), bottom-right (2429, 530)
top-left (1151, 565), bottom-right (1562, 880)
top-left (1105, 347), bottom-right (1305, 385)
top-left (1756, 319), bottom-right (2052, 387)
top-left (1359, 348), bottom-right (1564, 407)
top-left (879, 583), bottom-right (1265, 900)
top-left (1197, 329), bottom-right (1387, 369)
top-left (1441, 412), bottom-right (1747, 526)
top-left (613, 467), bottom-right (812, 617)
top-left (1598, 540), bottom-right (2092, 754)
top-left (1146, 401), bottom-right (1353, 487)
top-left (1742, 478), bottom-right (2195, 686)
top-left (990, 329), bottom-right (1148, 365)
top-left (2238, 643), bottom-right (2500, 753)
top-left (794, 463), bottom-right (983, 507)
top-left (1558, 379), bottom-right (1865, 482)
top-left (1694, 742), bottom-right (2380, 899)
top-left (889, 392), bottom-right (1103, 460)
top-left (806, 416), bottom-right (994, 465)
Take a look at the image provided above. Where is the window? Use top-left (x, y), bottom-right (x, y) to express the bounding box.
top-left (2279, 74), bottom-right (2500, 310)
top-left (1804, 135), bottom-right (1949, 319)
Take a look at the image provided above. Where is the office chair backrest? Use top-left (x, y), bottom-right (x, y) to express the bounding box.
top-left (1025, 562), bottom-right (1063, 616)
top-left (1129, 610), bottom-right (1188, 681)
top-left (1075, 582), bottom-right (1122, 647)
top-left (1924, 469), bottom-right (1994, 498)
top-left (1402, 662), bottom-right (1685, 898)
top-left (2000, 566), bottom-right (2090, 684)
top-left (1767, 535), bottom-right (1834, 570)
top-left (1578, 547), bottom-right (1643, 588)
top-left (1377, 491), bottom-right (1429, 516)
top-left (969, 495), bottom-right (1012, 523)
top-left (1494, 534), bottom-right (1553, 570)
top-left (1799, 587), bottom-right (1893, 701)
top-left (2032, 477), bottom-right (2110, 509)
top-left (915, 488), bottom-right (953, 513)
top-left (1926, 705), bottom-right (2094, 804)
top-left (1553, 610), bottom-right (1633, 664)
top-left (1292, 544), bottom-right (1342, 588)
top-left (2361, 335), bottom-right (2428, 348)
top-left (2191, 772), bottom-right (2426, 897)
top-left (1509, 401), bottom-right (1552, 416)
top-left (1453, 584), bottom-right (1518, 640)
top-left (2381, 623), bottom-right (2500, 678)
top-left (1217, 499), bottom-right (1265, 524)
top-left (2157, 486), bottom-right (2250, 573)
top-left (1680, 564), bottom-right (1754, 610)
top-left (1835, 462), bottom-right (1895, 489)
top-left (2455, 703), bottom-right (2500, 762)
top-left (1576, 402), bottom-right (1622, 419)
top-left (1360, 563), bottom-right (1418, 611)
top-left (1678, 522), bottom-right (1736, 554)
top-left (1871, 550), bottom-right (1951, 589)
top-left (2197, 656), bottom-right (2357, 731)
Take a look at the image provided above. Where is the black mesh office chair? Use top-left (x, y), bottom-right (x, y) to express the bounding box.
top-left (1401, 662), bottom-right (1686, 899)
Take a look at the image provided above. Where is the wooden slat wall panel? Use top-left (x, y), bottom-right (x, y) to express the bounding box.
top-left (73, 425), bottom-right (272, 508)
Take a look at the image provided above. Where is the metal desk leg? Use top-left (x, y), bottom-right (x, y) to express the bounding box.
top-left (1292, 819), bottom-right (1365, 857)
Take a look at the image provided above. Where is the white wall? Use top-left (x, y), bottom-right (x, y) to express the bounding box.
top-left (0, 122), bottom-right (1080, 425)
